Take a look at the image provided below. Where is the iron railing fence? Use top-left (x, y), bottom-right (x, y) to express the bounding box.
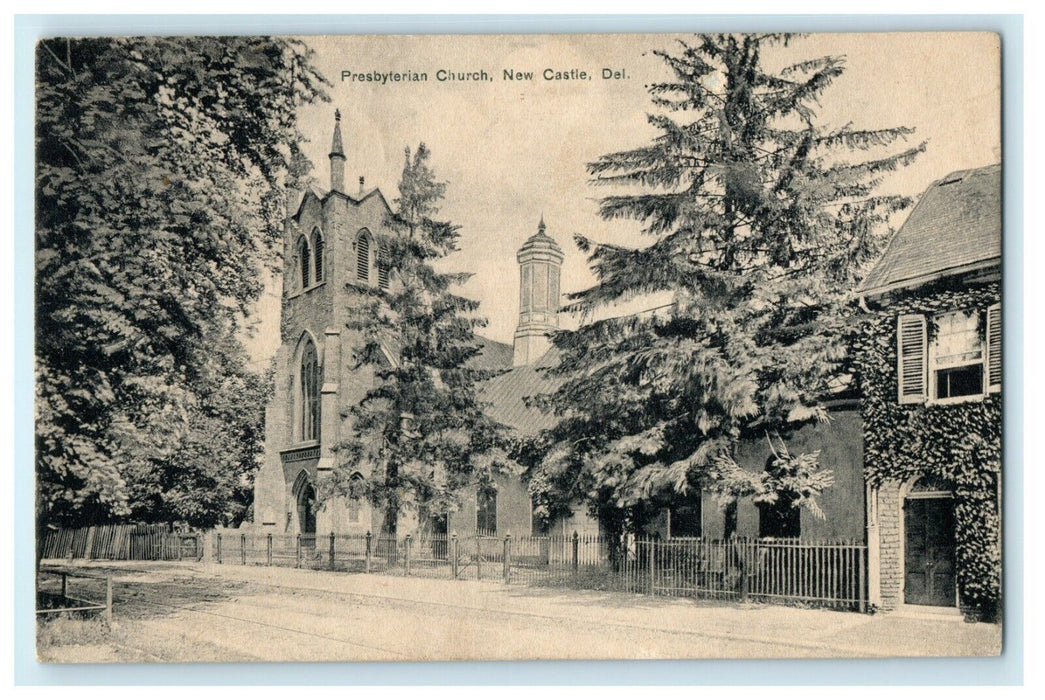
top-left (42, 526), bottom-right (866, 611)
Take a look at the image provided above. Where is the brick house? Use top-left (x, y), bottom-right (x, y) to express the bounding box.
top-left (855, 164), bottom-right (1002, 618)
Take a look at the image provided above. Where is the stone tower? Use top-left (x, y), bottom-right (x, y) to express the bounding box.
top-left (513, 216), bottom-right (564, 366)
top-left (254, 110), bottom-right (394, 536)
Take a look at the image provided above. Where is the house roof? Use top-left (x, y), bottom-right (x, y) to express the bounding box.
top-left (859, 164), bottom-right (1001, 296)
top-left (479, 347), bottom-right (563, 436)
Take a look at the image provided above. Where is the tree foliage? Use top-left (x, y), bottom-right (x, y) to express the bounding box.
top-left (325, 144), bottom-right (512, 529)
top-left (528, 34), bottom-right (924, 535)
top-left (35, 36), bottom-right (328, 527)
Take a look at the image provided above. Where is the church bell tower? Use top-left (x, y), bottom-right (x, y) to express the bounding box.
top-left (513, 216), bottom-right (564, 366)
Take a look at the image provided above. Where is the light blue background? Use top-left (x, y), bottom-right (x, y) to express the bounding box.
top-left (13, 13), bottom-right (1024, 686)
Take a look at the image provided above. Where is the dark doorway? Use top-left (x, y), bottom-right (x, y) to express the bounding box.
top-left (904, 495), bottom-right (957, 607)
top-left (758, 498), bottom-right (801, 538)
top-left (298, 482), bottom-right (317, 535)
top-left (669, 498), bottom-right (702, 538)
top-left (723, 501), bottom-right (738, 540)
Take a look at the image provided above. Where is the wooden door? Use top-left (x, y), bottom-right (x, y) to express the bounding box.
top-left (904, 496), bottom-right (956, 606)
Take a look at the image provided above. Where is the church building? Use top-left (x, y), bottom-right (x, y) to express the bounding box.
top-left (251, 112), bottom-right (596, 538)
top-left (253, 112), bottom-right (867, 547)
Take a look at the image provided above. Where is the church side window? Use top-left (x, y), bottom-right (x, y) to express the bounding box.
top-left (477, 485), bottom-right (497, 535)
top-left (299, 340), bottom-right (320, 442)
top-left (298, 237), bottom-right (311, 289)
top-left (312, 229), bottom-right (324, 283)
top-left (356, 231), bottom-right (370, 283)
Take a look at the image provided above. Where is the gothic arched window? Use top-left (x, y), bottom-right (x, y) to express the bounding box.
top-left (298, 237), bottom-right (311, 289)
top-left (356, 230), bottom-right (370, 283)
top-left (312, 229), bottom-right (324, 283)
top-left (299, 339), bottom-right (320, 442)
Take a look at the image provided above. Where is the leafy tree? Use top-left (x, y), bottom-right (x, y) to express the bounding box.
top-left (325, 144), bottom-right (512, 532)
top-left (35, 36), bottom-right (328, 530)
top-left (528, 34), bottom-right (923, 540)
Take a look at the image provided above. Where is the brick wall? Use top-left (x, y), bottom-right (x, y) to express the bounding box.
top-left (876, 480), bottom-right (904, 610)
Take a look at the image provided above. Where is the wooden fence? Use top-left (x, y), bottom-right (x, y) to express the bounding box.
top-left (40, 524), bottom-right (202, 562)
top-left (208, 530), bottom-right (867, 611)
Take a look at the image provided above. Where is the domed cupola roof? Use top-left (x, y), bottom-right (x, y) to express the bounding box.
top-left (518, 215), bottom-right (564, 262)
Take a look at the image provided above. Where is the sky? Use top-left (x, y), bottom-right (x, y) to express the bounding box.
top-left (244, 32), bottom-right (1001, 364)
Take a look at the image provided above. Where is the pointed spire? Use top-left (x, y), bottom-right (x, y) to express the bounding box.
top-left (330, 110), bottom-right (345, 159)
top-left (538, 213), bottom-right (546, 234)
top-left (329, 110), bottom-right (346, 192)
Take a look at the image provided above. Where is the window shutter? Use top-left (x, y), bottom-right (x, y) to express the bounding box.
top-left (897, 313), bottom-right (927, 404)
top-left (987, 303), bottom-right (1001, 391)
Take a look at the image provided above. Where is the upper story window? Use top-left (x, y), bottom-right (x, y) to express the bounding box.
top-left (356, 230), bottom-right (371, 283)
top-left (897, 303), bottom-right (1000, 405)
top-left (298, 338), bottom-right (320, 442)
top-left (311, 229), bottom-right (324, 284)
top-left (933, 310), bottom-right (983, 400)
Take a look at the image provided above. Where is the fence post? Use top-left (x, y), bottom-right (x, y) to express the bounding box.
top-left (859, 545), bottom-right (867, 613)
top-left (364, 531), bottom-right (372, 574)
top-left (217, 533), bottom-right (222, 564)
top-left (105, 576), bottom-right (113, 626)
top-left (61, 572), bottom-right (67, 599)
top-left (404, 534), bottom-right (412, 575)
top-left (241, 533), bottom-right (246, 565)
top-left (739, 539), bottom-right (749, 603)
top-left (296, 533), bottom-right (302, 568)
top-left (572, 531), bottom-right (579, 575)
top-left (450, 532), bottom-right (458, 579)
top-left (476, 531), bottom-right (482, 581)
top-left (329, 532), bottom-right (336, 570)
top-left (647, 536), bottom-right (655, 595)
top-left (503, 533), bottom-right (512, 584)
top-left (266, 533), bottom-right (273, 566)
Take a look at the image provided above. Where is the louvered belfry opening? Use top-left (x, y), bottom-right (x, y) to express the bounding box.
top-left (356, 232), bottom-right (370, 283)
top-left (378, 244), bottom-right (390, 291)
top-left (299, 237), bottom-right (311, 289)
top-left (313, 230), bottom-right (324, 283)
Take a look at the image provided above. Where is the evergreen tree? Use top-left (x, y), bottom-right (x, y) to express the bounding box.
top-left (528, 34), bottom-right (923, 538)
top-left (35, 37), bottom-right (328, 529)
top-left (327, 144), bottom-right (512, 532)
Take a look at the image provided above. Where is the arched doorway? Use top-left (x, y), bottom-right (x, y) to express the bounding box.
top-left (297, 479), bottom-right (317, 536)
top-left (903, 475), bottom-right (956, 607)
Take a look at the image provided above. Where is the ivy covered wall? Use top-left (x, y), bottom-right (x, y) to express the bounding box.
top-left (852, 280), bottom-right (1001, 618)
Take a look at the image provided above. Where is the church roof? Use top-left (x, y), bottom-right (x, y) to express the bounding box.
top-left (469, 335), bottom-right (514, 371)
top-left (859, 164), bottom-right (1001, 296)
top-left (479, 347), bottom-right (563, 436)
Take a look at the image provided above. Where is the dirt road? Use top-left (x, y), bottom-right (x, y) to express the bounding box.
top-left (36, 561), bottom-right (1001, 663)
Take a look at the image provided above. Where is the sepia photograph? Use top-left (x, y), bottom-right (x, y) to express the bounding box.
top-left (32, 30), bottom-right (1004, 663)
